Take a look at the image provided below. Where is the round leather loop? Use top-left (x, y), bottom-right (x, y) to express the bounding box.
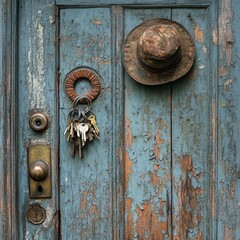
top-left (65, 67), bottom-right (101, 102)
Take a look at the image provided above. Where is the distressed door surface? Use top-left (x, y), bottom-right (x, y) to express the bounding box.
top-left (14, 0), bottom-right (240, 240)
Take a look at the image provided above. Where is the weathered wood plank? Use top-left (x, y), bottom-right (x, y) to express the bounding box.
top-left (4, 1), bottom-right (239, 239)
top-left (171, 7), bottom-right (212, 239)
top-left (175, 0), bottom-right (211, 4)
top-left (56, 0), bottom-right (214, 6)
top-left (56, 0), bottom-right (175, 5)
top-left (208, 3), bottom-right (218, 240)
top-left (0, 1), bottom-right (9, 237)
top-left (18, 0), bottom-right (58, 239)
top-left (217, 0), bottom-right (240, 239)
top-left (111, 6), bottom-right (125, 240)
top-left (123, 8), bottom-right (172, 240)
top-left (0, 0), bottom-right (18, 239)
top-left (59, 7), bottom-right (113, 239)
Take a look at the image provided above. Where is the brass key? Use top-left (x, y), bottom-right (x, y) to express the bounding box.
top-left (64, 99), bottom-right (100, 159)
top-left (88, 115), bottom-right (100, 135)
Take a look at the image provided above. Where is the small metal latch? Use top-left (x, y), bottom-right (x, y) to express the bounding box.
top-left (28, 144), bottom-right (52, 198)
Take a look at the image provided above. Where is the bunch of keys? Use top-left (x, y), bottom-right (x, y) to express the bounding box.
top-left (64, 96), bottom-right (100, 158)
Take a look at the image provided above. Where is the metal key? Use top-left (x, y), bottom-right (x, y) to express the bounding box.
top-left (88, 115), bottom-right (100, 135)
top-left (70, 122), bottom-right (74, 138)
top-left (87, 124), bottom-right (95, 141)
top-left (76, 137), bottom-right (82, 158)
top-left (78, 123), bottom-right (89, 146)
top-left (71, 141), bottom-right (75, 157)
top-left (64, 124), bottom-right (70, 135)
top-left (64, 118), bottom-right (72, 138)
top-left (66, 122), bottom-right (74, 141)
top-left (64, 117), bottom-right (71, 130)
top-left (74, 121), bottom-right (81, 137)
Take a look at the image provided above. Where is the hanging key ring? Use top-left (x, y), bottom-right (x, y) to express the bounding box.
top-left (68, 108), bottom-right (80, 120)
top-left (73, 96), bottom-right (91, 114)
top-left (65, 67), bottom-right (101, 102)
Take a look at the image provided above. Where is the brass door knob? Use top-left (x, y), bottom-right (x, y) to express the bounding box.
top-left (29, 112), bottom-right (49, 131)
top-left (29, 160), bottom-right (48, 181)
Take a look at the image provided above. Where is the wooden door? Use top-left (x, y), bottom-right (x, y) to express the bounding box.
top-left (1, 0), bottom-right (239, 239)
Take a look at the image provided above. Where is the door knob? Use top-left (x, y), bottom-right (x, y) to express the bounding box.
top-left (29, 112), bottom-right (49, 131)
top-left (28, 144), bottom-right (52, 198)
top-left (29, 160), bottom-right (48, 181)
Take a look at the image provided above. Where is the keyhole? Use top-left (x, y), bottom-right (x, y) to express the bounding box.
top-left (35, 119), bottom-right (42, 126)
top-left (37, 185), bottom-right (43, 193)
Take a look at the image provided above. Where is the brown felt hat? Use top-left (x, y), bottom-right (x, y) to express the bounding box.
top-left (123, 18), bottom-right (195, 85)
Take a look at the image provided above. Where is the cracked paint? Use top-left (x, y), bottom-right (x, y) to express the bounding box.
top-left (43, 205), bottom-right (54, 228)
top-left (194, 26), bottom-right (204, 43)
top-left (27, 14), bottom-right (46, 108)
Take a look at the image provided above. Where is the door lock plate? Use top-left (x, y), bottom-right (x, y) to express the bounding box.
top-left (28, 144), bottom-right (52, 198)
top-left (27, 204), bottom-right (46, 225)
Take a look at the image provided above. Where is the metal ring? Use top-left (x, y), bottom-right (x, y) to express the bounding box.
top-left (65, 67), bottom-right (101, 102)
top-left (73, 96), bottom-right (91, 113)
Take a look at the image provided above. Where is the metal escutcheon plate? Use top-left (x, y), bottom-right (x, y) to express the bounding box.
top-left (28, 144), bottom-right (52, 199)
top-left (27, 204), bottom-right (46, 225)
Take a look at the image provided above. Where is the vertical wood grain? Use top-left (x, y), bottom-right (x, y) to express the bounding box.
top-left (7, 1), bottom-right (240, 239)
top-left (59, 8), bottom-right (113, 239)
top-left (0, 0), bottom-right (18, 239)
top-left (123, 8), bottom-right (172, 240)
top-left (208, 3), bottom-right (218, 240)
top-left (56, 0), bottom-right (175, 5)
top-left (18, 0), bottom-right (58, 239)
top-left (171, 8), bottom-right (212, 239)
top-left (217, 0), bottom-right (240, 239)
top-left (111, 6), bottom-right (125, 240)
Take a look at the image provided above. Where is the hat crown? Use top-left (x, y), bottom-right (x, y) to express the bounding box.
top-left (122, 18), bottom-right (196, 85)
top-left (138, 25), bottom-right (182, 71)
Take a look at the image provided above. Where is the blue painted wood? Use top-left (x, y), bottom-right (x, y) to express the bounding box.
top-left (111, 6), bottom-right (125, 239)
top-left (171, 7), bottom-right (213, 239)
top-left (11, 1), bottom-right (240, 239)
top-left (175, 0), bottom-right (211, 3)
top-left (56, 0), bottom-right (175, 5)
top-left (208, 3), bottom-right (218, 240)
top-left (56, 0), bottom-right (212, 5)
top-left (59, 8), bottom-right (114, 239)
top-left (0, 1), bottom-right (9, 238)
top-left (217, 0), bottom-right (240, 239)
top-left (17, 0), bottom-right (58, 239)
top-left (123, 8), bottom-right (172, 239)
top-left (0, 0), bottom-right (18, 239)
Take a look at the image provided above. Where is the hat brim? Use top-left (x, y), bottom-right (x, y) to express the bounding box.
top-left (123, 18), bottom-right (195, 85)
